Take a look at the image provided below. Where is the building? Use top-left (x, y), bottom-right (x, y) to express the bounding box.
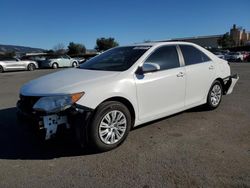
top-left (230, 24), bottom-right (250, 46)
top-left (161, 24), bottom-right (250, 48)
top-left (163, 35), bottom-right (223, 48)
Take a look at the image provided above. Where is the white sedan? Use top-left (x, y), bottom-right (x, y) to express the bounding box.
top-left (0, 57), bottom-right (38, 73)
top-left (17, 42), bottom-right (239, 151)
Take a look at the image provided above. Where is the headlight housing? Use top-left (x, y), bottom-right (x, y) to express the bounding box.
top-left (33, 92), bottom-right (84, 113)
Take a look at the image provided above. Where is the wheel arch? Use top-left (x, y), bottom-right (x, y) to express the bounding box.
top-left (0, 64), bottom-right (4, 72)
top-left (27, 63), bottom-right (36, 70)
top-left (205, 78), bottom-right (225, 100)
top-left (214, 77), bottom-right (226, 94)
top-left (99, 96), bottom-right (136, 128)
top-left (52, 62), bottom-right (59, 67)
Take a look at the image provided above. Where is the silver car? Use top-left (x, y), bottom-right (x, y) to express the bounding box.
top-left (41, 55), bottom-right (79, 69)
top-left (0, 57), bottom-right (38, 73)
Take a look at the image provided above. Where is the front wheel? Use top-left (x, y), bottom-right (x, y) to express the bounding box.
top-left (88, 101), bottom-right (131, 152)
top-left (27, 63), bottom-right (36, 71)
top-left (205, 80), bottom-right (223, 110)
top-left (52, 63), bottom-right (58, 69)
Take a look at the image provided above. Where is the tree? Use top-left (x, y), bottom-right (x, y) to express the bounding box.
top-left (53, 43), bottom-right (66, 55)
top-left (67, 42), bottom-right (86, 56)
top-left (0, 51), bottom-right (16, 59)
top-left (5, 51), bottom-right (15, 58)
top-left (95, 37), bottom-right (119, 52)
top-left (218, 33), bottom-right (235, 48)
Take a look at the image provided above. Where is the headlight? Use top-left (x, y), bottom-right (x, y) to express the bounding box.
top-left (33, 92), bottom-right (84, 113)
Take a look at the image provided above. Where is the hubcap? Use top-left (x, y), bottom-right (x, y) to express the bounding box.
top-left (99, 110), bottom-right (127, 145)
top-left (210, 84), bottom-right (222, 106)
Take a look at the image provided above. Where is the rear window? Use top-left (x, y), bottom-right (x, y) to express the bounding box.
top-left (180, 45), bottom-right (211, 66)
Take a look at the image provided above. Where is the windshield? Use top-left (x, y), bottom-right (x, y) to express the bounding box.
top-left (79, 46), bottom-right (151, 71)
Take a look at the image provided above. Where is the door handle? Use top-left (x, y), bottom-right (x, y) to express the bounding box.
top-left (209, 65), bottom-right (214, 70)
top-left (177, 72), bottom-right (184, 77)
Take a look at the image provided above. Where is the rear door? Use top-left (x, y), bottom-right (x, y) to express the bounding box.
top-left (179, 45), bottom-right (216, 107)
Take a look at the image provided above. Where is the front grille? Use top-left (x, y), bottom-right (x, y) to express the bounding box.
top-left (18, 95), bottom-right (41, 113)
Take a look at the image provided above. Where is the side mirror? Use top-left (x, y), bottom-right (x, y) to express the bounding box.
top-left (136, 63), bottom-right (160, 74)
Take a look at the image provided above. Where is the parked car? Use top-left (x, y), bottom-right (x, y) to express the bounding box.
top-left (225, 52), bottom-right (244, 62)
top-left (245, 53), bottom-right (250, 62)
top-left (213, 52), bottom-right (225, 59)
top-left (41, 55), bottom-right (79, 69)
top-left (17, 42), bottom-right (238, 151)
top-left (0, 57), bottom-right (38, 73)
top-left (73, 57), bottom-right (86, 64)
top-left (240, 51), bottom-right (250, 62)
top-left (21, 55), bottom-right (47, 68)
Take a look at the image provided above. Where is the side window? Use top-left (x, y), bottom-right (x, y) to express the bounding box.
top-left (180, 45), bottom-right (211, 66)
top-left (144, 46), bottom-right (180, 71)
top-left (4, 57), bottom-right (16, 61)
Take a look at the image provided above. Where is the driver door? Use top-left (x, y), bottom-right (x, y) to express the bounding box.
top-left (135, 45), bottom-right (186, 122)
top-left (62, 55), bottom-right (70, 67)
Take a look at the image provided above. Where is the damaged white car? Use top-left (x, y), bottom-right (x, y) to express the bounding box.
top-left (17, 42), bottom-right (239, 151)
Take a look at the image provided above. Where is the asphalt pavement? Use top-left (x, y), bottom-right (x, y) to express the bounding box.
top-left (0, 64), bottom-right (249, 187)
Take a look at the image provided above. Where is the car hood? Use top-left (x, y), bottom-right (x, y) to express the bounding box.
top-left (20, 68), bottom-right (120, 96)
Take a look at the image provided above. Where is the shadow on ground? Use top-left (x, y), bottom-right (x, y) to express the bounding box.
top-left (0, 105), bottom-right (208, 160)
top-left (0, 107), bottom-right (95, 160)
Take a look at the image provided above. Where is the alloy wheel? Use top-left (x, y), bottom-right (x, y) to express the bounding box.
top-left (210, 84), bottom-right (222, 106)
top-left (98, 110), bottom-right (127, 145)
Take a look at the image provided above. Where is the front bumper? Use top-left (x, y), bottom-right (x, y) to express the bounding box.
top-left (17, 99), bottom-right (93, 141)
top-left (223, 74), bottom-right (239, 95)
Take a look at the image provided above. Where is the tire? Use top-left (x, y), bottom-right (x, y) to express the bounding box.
top-left (88, 101), bottom-right (131, 152)
top-left (205, 80), bottom-right (223, 110)
top-left (52, 63), bottom-right (58, 69)
top-left (0, 65), bottom-right (3, 73)
top-left (72, 62), bottom-right (78, 67)
top-left (27, 63), bottom-right (36, 71)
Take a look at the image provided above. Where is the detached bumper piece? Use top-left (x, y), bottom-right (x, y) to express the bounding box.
top-left (223, 74), bottom-right (239, 95)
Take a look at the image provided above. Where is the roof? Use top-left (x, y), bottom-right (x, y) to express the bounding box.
top-left (132, 41), bottom-right (200, 47)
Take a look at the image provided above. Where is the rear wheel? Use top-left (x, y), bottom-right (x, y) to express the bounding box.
top-left (72, 62), bottom-right (78, 67)
top-left (0, 65), bottom-right (3, 73)
top-left (88, 101), bottom-right (131, 152)
top-left (52, 63), bottom-right (58, 69)
top-left (27, 63), bottom-right (36, 71)
top-left (205, 80), bottom-right (222, 110)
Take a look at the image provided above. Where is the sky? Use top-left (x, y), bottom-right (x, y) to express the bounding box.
top-left (0, 0), bottom-right (249, 50)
